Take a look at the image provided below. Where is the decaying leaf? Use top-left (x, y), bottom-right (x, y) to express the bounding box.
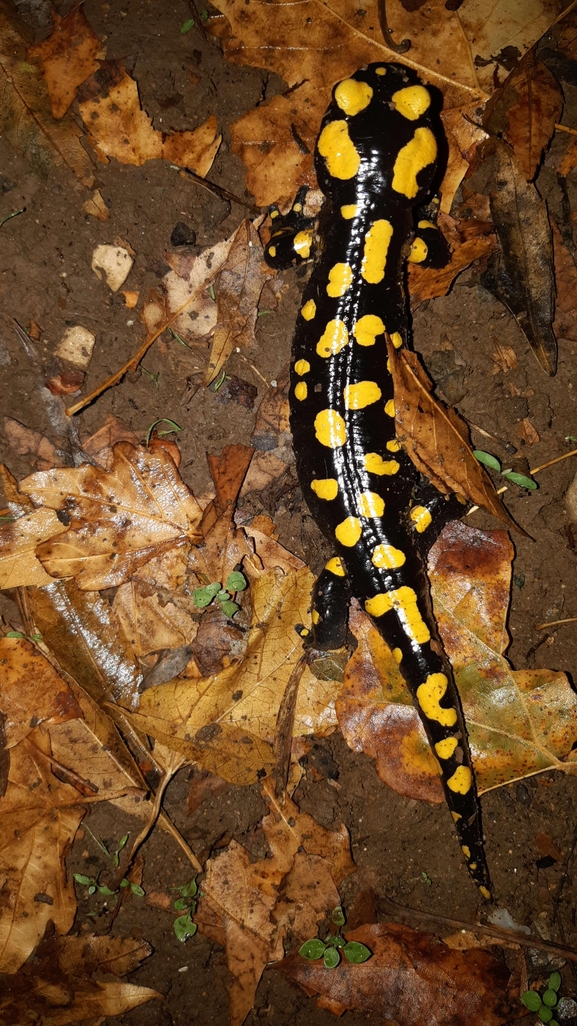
top-left (28, 7), bottom-right (103, 120)
top-left (91, 243), bottom-right (134, 292)
top-left (0, 932), bottom-right (160, 1025)
top-left (2, 420), bottom-right (59, 470)
top-left (77, 60), bottom-right (220, 176)
top-left (0, 732), bottom-right (83, 973)
top-left (337, 523), bottom-right (577, 802)
top-left (483, 48), bottom-right (563, 181)
top-left (386, 340), bottom-right (517, 530)
top-left (275, 922), bottom-right (514, 1025)
top-left (196, 782), bottom-right (355, 1026)
top-left (19, 442), bottom-right (203, 589)
top-left (0, 8), bottom-right (94, 184)
top-left (480, 139), bottom-right (557, 375)
top-left (0, 508), bottom-right (67, 588)
top-left (126, 568), bottom-right (339, 784)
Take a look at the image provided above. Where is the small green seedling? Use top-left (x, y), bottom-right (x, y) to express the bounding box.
top-left (521, 971), bottom-right (562, 1025)
top-left (172, 877), bottom-right (198, 942)
top-left (299, 906), bottom-right (372, 969)
top-left (473, 450), bottom-right (537, 491)
top-left (167, 327), bottom-right (192, 350)
top-left (5, 631), bottom-right (42, 642)
top-left (180, 17), bottom-right (195, 32)
top-left (208, 367), bottom-right (228, 392)
top-left (421, 871), bottom-right (432, 886)
top-left (142, 366), bottom-right (160, 389)
top-left (145, 418), bottom-right (182, 446)
top-left (73, 833), bottom-right (145, 903)
top-left (193, 571), bottom-right (247, 619)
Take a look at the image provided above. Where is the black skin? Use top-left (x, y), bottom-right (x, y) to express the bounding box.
top-left (265, 63), bottom-right (491, 899)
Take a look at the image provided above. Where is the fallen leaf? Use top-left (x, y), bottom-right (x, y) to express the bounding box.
top-left (81, 413), bottom-right (139, 470)
top-left (338, 522), bottom-right (577, 801)
top-left (534, 830), bottom-right (563, 862)
top-left (0, 731), bottom-right (83, 972)
top-left (480, 139), bottom-right (557, 375)
top-left (0, 8), bottom-right (94, 185)
top-left (77, 60), bottom-right (220, 176)
top-left (492, 344), bottom-right (518, 373)
top-left (196, 783), bottom-right (355, 1026)
top-left (28, 8), bottom-right (103, 119)
top-left (126, 568), bottom-right (339, 783)
top-left (92, 244), bottom-right (134, 292)
top-left (3, 419), bottom-right (58, 470)
top-left (113, 577), bottom-right (199, 658)
top-left (164, 237), bottom-right (233, 340)
top-left (408, 213), bottom-right (497, 306)
top-left (0, 508), bottom-right (67, 588)
top-left (206, 442), bottom-right (255, 515)
top-left (54, 326), bottom-right (96, 369)
top-left (518, 417), bottom-right (540, 445)
top-left (276, 922), bottom-right (514, 1025)
top-left (204, 219), bottom-right (266, 385)
top-left (19, 442), bottom-right (203, 590)
top-left (0, 639), bottom-right (81, 748)
top-left (83, 188), bottom-right (110, 221)
top-left (0, 932), bottom-right (160, 1024)
top-left (483, 48), bottom-right (563, 181)
top-left (386, 341), bottom-right (517, 530)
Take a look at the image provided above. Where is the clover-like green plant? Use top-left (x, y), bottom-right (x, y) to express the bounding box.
top-left (473, 450), bottom-right (537, 490)
top-left (298, 906), bottom-right (372, 969)
top-left (520, 971), bottom-right (562, 1024)
top-left (193, 571), bottom-right (247, 619)
top-left (172, 877), bottom-right (198, 942)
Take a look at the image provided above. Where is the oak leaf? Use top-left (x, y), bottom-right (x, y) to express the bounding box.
top-left (0, 638), bottom-right (81, 749)
top-left (28, 8), bottom-right (103, 119)
top-left (0, 509), bottom-right (67, 588)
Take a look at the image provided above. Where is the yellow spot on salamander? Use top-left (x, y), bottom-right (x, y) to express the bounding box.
top-left (353, 314), bottom-right (385, 347)
top-left (293, 202), bottom-right (303, 212)
top-left (392, 127), bottom-right (437, 200)
top-left (312, 609), bottom-right (320, 624)
top-left (343, 380), bottom-right (382, 409)
top-left (470, 862), bottom-right (477, 870)
top-left (392, 85), bottom-right (431, 121)
top-left (461, 845), bottom-right (471, 859)
top-left (357, 491), bottom-right (385, 518)
top-left (317, 319), bottom-right (349, 358)
top-left (318, 120), bottom-right (360, 180)
top-left (327, 262), bottom-right (353, 297)
top-left (294, 229), bottom-right (313, 258)
top-left (386, 439), bottom-right (401, 452)
top-left (335, 516), bottom-right (362, 547)
top-left (366, 586), bottom-right (430, 643)
top-left (294, 381), bottom-right (307, 401)
top-left (434, 736), bottom-right (458, 760)
top-left (375, 66), bottom-right (387, 75)
top-left (372, 543), bottom-right (406, 569)
top-left (268, 245), bottom-right (276, 258)
top-left (408, 237), bottom-right (428, 263)
top-left (416, 673), bottom-right (458, 727)
top-left (311, 478), bottom-right (339, 500)
top-left (325, 556), bottom-right (345, 577)
top-left (390, 331), bottom-right (403, 348)
top-left (451, 811), bottom-right (462, 823)
top-left (447, 766), bottom-right (473, 794)
top-left (392, 647), bottom-right (403, 663)
top-left (314, 408), bottom-right (347, 448)
top-left (301, 299), bottom-right (316, 321)
top-left (361, 219), bottom-right (394, 283)
top-left (384, 399), bottom-right (395, 417)
top-left (410, 505), bottom-right (432, 533)
top-left (363, 452), bottom-right (399, 475)
top-left (334, 78), bottom-right (373, 116)
top-left (479, 886), bottom-right (492, 900)
top-left (340, 204), bottom-right (358, 219)
top-left (270, 209), bottom-right (279, 218)
top-left (294, 359), bottom-right (310, 375)
top-left (418, 219), bottom-right (436, 230)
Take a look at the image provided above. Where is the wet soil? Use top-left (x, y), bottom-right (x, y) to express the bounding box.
top-left (1, 1), bottom-right (577, 1023)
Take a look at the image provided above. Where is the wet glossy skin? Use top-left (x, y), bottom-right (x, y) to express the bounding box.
top-left (269, 63), bottom-right (491, 898)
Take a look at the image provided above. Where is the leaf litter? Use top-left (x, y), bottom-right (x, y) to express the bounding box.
top-left (1, 0), bottom-right (577, 1023)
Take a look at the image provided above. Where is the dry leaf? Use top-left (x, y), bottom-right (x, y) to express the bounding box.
top-left (483, 48), bottom-right (563, 181)
top-left (0, 508), bottom-right (67, 588)
top-left (492, 344), bottom-right (518, 373)
top-left (3, 419), bottom-right (58, 470)
top-left (0, 639), bottom-right (81, 748)
top-left (0, 8), bottom-right (94, 184)
top-left (77, 60), bottom-right (220, 176)
top-left (91, 244), bottom-right (134, 292)
top-left (83, 188), bottom-right (110, 221)
top-left (81, 413), bottom-right (139, 470)
top-left (408, 213), bottom-right (497, 306)
top-left (0, 932), bottom-right (160, 1025)
top-left (518, 417), bottom-right (540, 445)
top-left (19, 443), bottom-right (203, 590)
top-left (196, 783), bottom-right (355, 1026)
top-left (276, 922), bottom-right (514, 1025)
top-left (164, 237), bottom-right (233, 339)
top-left (54, 325), bottom-right (96, 369)
top-left (386, 341), bottom-right (517, 530)
top-left (28, 8), bottom-right (103, 119)
top-left (113, 579), bottom-right (199, 658)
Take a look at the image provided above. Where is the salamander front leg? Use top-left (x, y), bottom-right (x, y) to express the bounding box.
top-left (308, 557), bottom-right (351, 651)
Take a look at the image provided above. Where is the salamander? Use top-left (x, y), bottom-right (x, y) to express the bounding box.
top-left (265, 62), bottom-right (492, 899)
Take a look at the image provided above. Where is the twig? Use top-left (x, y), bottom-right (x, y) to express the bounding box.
top-left (179, 168), bottom-right (260, 214)
top-left (536, 617), bottom-right (577, 630)
top-left (530, 447), bottom-right (577, 476)
top-left (555, 123), bottom-right (577, 137)
top-left (273, 653), bottom-right (307, 800)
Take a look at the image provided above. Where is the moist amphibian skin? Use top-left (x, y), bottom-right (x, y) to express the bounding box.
top-left (266, 62), bottom-right (491, 900)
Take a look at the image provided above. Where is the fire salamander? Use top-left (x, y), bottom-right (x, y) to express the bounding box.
top-left (265, 62), bottom-right (492, 900)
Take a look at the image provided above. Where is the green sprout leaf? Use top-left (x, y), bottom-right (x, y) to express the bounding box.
top-left (521, 991), bottom-right (543, 1012)
top-left (299, 939), bottom-right (326, 960)
top-left (539, 1007), bottom-right (553, 1024)
top-left (145, 418), bottom-right (182, 446)
top-left (120, 878), bottom-right (130, 888)
top-left (226, 571), bottom-right (247, 593)
top-left (330, 935), bottom-right (346, 948)
top-left (174, 897), bottom-right (189, 912)
top-left (323, 946), bottom-right (341, 968)
top-left (502, 471), bottom-right (537, 490)
top-left (548, 972), bottom-right (562, 992)
top-left (473, 450), bottom-right (502, 472)
top-left (220, 600), bottom-right (239, 618)
top-left (130, 883), bottom-right (145, 897)
top-left (174, 912), bottom-right (197, 942)
top-left (542, 990), bottom-right (558, 1008)
top-left (88, 885), bottom-right (97, 895)
top-left (193, 582), bottom-right (221, 608)
top-left (5, 631), bottom-right (25, 639)
top-left (180, 17), bottom-right (195, 32)
top-left (331, 906), bottom-right (345, 927)
top-left (73, 873), bottom-right (92, 887)
top-left (343, 941), bottom-right (372, 964)
top-left (98, 885), bottom-right (117, 896)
